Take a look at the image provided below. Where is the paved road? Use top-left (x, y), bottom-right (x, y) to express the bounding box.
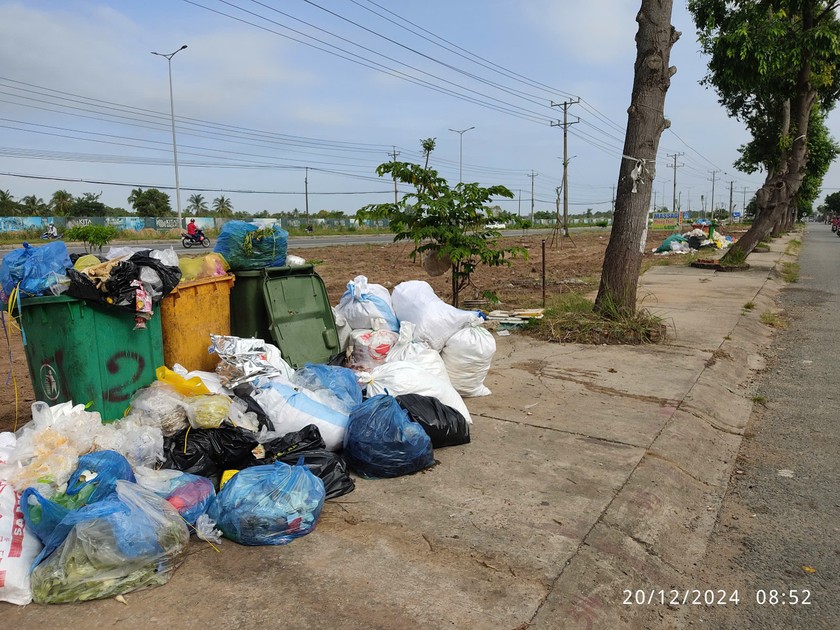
top-left (681, 224), bottom-right (840, 629)
top-left (0, 228), bottom-right (557, 258)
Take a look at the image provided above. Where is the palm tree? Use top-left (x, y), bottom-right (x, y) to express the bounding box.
top-left (212, 195), bottom-right (234, 217)
top-left (0, 189), bottom-right (18, 216)
top-left (187, 193), bottom-right (208, 215)
top-left (20, 195), bottom-right (46, 216)
top-left (50, 190), bottom-right (74, 216)
top-left (127, 188), bottom-right (144, 212)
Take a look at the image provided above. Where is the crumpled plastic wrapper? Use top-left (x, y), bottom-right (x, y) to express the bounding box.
top-left (211, 335), bottom-right (290, 388)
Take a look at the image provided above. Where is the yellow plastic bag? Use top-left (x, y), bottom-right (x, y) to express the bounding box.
top-left (186, 394), bottom-right (232, 429)
top-left (155, 366), bottom-right (211, 397)
top-left (178, 254), bottom-right (230, 282)
top-left (73, 254), bottom-right (102, 271)
top-left (220, 469), bottom-right (239, 489)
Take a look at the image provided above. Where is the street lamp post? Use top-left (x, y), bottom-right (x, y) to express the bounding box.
top-left (448, 126), bottom-right (475, 183)
top-left (152, 44), bottom-right (187, 230)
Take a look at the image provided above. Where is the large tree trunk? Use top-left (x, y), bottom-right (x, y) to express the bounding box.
top-left (595, 1), bottom-right (679, 317)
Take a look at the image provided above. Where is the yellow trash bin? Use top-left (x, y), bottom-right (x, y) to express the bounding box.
top-left (160, 274), bottom-right (234, 372)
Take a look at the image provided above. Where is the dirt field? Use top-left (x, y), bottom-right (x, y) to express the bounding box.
top-left (0, 228), bottom-right (682, 433)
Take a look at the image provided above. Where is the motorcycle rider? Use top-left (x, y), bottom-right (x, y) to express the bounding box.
top-left (186, 218), bottom-right (204, 242)
top-left (41, 223), bottom-right (58, 239)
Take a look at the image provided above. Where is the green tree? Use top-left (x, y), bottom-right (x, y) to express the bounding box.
top-left (69, 192), bottom-right (108, 217)
top-left (0, 189), bottom-right (20, 216)
top-left (689, 0), bottom-right (840, 263)
top-left (212, 195), bottom-right (234, 217)
top-left (128, 188), bottom-right (172, 217)
top-left (358, 138), bottom-right (524, 307)
top-left (20, 195), bottom-right (47, 216)
top-left (187, 193), bottom-right (208, 215)
top-left (822, 191), bottom-right (840, 215)
top-left (49, 190), bottom-right (74, 216)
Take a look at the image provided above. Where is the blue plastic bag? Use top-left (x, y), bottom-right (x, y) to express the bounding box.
top-left (343, 394), bottom-right (435, 479)
top-left (208, 460), bottom-right (325, 545)
top-left (29, 481), bottom-right (190, 603)
top-left (292, 363), bottom-right (363, 414)
top-left (213, 221), bottom-right (288, 270)
top-left (0, 241), bottom-right (71, 305)
top-left (65, 450), bottom-right (137, 504)
top-left (134, 467), bottom-right (216, 526)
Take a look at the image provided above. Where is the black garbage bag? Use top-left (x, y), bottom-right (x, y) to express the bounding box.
top-left (162, 425), bottom-right (259, 484)
top-left (274, 449), bottom-right (354, 499)
top-left (128, 253), bottom-right (181, 298)
top-left (66, 261), bottom-right (139, 309)
top-left (262, 424), bottom-right (326, 460)
top-left (232, 383), bottom-right (275, 433)
top-left (397, 393), bottom-right (471, 448)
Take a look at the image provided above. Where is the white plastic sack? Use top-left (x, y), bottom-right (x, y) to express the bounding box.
top-left (386, 321), bottom-right (450, 382)
top-left (286, 254), bottom-right (307, 266)
top-left (391, 280), bottom-right (475, 351)
top-left (0, 433), bottom-right (43, 605)
top-left (350, 318), bottom-right (399, 370)
top-left (360, 361), bottom-right (473, 424)
top-left (332, 307), bottom-right (352, 353)
top-left (441, 316), bottom-right (496, 397)
top-left (252, 378), bottom-right (350, 451)
top-left (335, 275), bottom-right (399, 331)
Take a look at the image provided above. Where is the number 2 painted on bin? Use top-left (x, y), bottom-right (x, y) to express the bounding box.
top-left (104, 351), bottom-right (146, 403)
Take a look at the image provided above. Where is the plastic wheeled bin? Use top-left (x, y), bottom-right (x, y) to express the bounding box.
top-left (229, 264), bottom-right (339, 367)
top-left (18, 294), bottom-right (164, 421)
top-left (160, 274), bottom-right (235, 372)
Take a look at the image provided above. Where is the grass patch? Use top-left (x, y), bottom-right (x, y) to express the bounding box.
top-left (527, 292), bottom-right (667, 345)
top-left (780, 261), bottom-right (800, 283)
top-left (751, 395), bottom-right (768, 406)
top-left (720, 246), bottom-right (748, 267)
top-left (743, 301), bottom-right (756, 310)
top-left (759, 311), bottom-right (787, 329)
top-left (785, 239), bottom-right (801, 256)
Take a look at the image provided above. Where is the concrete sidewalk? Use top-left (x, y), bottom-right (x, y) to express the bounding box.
top-left (2, 237), bottom-right (795, 629)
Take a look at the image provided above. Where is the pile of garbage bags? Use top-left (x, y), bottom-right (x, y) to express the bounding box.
top-left (652, 227), bottom-right (736, 255)
top-left (0, 268), bottom-right (492, 606)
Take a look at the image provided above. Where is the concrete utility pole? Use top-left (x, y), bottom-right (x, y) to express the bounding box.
top-left (667, 152), bottom-right (684, 224)
top-left (304, 167), bottom-right (310, 230)
top-left (708, 170), bottom-right (718, 220)
top-left (389, 146), bottom-right (400, 207)
top-left (728, 180), bottom-right (734, 224)
top-left (742, 187), bottom-right (748, 221)
top-left (528, 171), bottom-right (538, 222)
top-left (551, 98), bottom-right (580, 237)
top-left (448, 126), bottom-right (475, 183)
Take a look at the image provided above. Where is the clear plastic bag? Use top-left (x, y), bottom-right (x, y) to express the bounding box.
top-left (125, 382), bottom-right (189, 437)
top-left (30, 480), bottom-right (190, 604)
top-left (185, 394), bottom-right (233, 429)
top-left (208, 460), bottom-right (325, 545)
top-left (134, 467), bottom-right (216, 526)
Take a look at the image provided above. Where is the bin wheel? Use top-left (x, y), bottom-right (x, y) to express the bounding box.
top-left (182, 237), bottom-right (193, 248)
top-left (201, 237), bottom-right (211, 248)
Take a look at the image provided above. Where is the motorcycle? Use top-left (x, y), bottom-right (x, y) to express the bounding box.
top-left (181, 230), bottom-right (211, 248)
top-left (40, 232), bottom-right (60, 240)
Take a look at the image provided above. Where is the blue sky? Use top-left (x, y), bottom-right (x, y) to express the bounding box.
top-left (0, 1), bottom-right (833, 217)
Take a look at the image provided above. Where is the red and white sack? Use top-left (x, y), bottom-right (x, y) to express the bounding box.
top-left (359, 361), bottom-right (472, 424)
top-left (386, 321), bottom-right (450, 383)
top-left (0, 433), bottom-right (43, 605)
top-left (391, 280), bottom-right (475, 351)
top-left (350, 319), bottom-right (399, 370)
top-left (441, 316), bottom-right (496, 397)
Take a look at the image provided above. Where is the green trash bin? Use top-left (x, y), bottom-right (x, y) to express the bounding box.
top-left (229, 265), bottom-right (340, 368)
top-left (19, 295), bottom-right (164, 421)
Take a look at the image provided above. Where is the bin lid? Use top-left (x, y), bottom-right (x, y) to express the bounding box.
top-left (259, 265), bottom-right (340, 368)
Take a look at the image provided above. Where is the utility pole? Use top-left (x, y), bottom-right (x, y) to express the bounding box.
top-left (551, 98), bottom-right (580, 237)
top-left (667, 152), bottom-right (684, 226)
top-left (728, 180), bottom-right (734, 224)
top-left (304, 167), bottom-right (310, 231)
top-left (712, 175), bottom-right (718, 219)
top-left (528, 171), bottom-right (538, 222)
top-left (389, 146), bottom-right (400, 208)
top-left (742, 187), bottom-right (748, 222)
top-left (518, 189), bottom-right (522, 217)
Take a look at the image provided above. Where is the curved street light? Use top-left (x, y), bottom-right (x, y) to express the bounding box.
top-left (448, 126), bottom-right (475, 183)
top-left (152, 44), bottom-right (188, 230)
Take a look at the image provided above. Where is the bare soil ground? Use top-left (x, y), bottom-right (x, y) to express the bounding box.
top-left (0, 228), bottom-right (686, 433)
